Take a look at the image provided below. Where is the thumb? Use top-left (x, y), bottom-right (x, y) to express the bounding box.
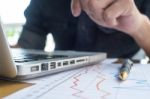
top-left (71, 0), bottom-right (82, 17)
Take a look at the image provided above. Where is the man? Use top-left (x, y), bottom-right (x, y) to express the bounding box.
top-left (16, 0), bottom-right (150, 58)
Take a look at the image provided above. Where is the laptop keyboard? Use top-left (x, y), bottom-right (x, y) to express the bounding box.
top-left (13, 53), bottom-right (67, 63)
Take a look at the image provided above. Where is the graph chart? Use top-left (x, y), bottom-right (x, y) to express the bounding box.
top-left (5, 63), bottom-right (150, 99)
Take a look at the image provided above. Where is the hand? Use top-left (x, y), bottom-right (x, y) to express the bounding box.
top-left (71, 0), bottom-right (144, 36)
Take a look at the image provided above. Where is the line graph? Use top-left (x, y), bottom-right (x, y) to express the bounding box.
top-left (70, 68), bottom-right (89, 99)
top-left (95, 69), bottom-right (111, 99)
top-left (5, 63), bottom-right (150, 99)
top-left (69, 65), bottom-right (111, 99)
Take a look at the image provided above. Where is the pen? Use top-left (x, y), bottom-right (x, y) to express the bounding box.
top-left (119, 59), bottom-right (133, 80)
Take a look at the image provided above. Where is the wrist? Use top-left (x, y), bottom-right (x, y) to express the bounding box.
top-left (130, 15), bottom-right (150, 57)
top-left (130, 15), bottom-right (149, 40)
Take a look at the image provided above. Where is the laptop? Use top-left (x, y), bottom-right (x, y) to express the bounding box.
top-left (0, 22), bottom-right (107, 80)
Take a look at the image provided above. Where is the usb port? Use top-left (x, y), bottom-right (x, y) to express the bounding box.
top-left (31, 66), bottom-right (39, 72)
top-left (63, 61), bottom-right (68, 66)
top-left (50, 62), bottom-right (56, 69)
top-left (57, 62), bottom-right (61, 67)
top-left (70, 60), bottom-right (75, 64)
top-left (41, 63), bottom-right (49, 71)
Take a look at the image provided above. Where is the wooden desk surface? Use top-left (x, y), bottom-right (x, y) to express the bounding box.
top-left (0, 80), bottom-right (32, 98)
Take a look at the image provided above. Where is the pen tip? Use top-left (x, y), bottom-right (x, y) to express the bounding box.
top-left (119, 72), bottom-right (128, 80)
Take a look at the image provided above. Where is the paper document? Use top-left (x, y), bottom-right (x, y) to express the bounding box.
top-left (4, 62), bottom-right (150, 99)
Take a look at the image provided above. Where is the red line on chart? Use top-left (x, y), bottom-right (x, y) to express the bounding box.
top-left (96, 78), bottom-right (105, 90)
top-left (72, 74), bottom-right (81, 87)
top-left (70, 68), bottom-right (90, 99)
top-left (95, 65), bottom-right (111, 99)
top-left (96, 76), bottom-right (110, 99)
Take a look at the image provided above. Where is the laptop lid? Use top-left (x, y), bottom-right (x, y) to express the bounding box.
top-left (0, 20), bottom-right (17, 77)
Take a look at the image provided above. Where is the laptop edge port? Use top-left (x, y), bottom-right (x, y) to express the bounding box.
top-left (63, 61), bottom-right (68, 66)
top-left (50, 62), bottom-right (56, 69)
top-left (41, 63), bottom-right (49, 71)
top-left (31, 66), bottom-right (39, 72)
top-left (57, 62), bottom-right (61, 67)
top-left (76, 59), bottom-right (85, 63)
top-left (70, 60), bottom-right (75, 64)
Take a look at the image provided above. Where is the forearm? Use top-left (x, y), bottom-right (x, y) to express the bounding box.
top-left (131, 15), bottom-right (150, 57)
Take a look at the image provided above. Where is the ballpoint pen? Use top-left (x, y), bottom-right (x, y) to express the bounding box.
top-left (119, 59), bottom-right (133, 80)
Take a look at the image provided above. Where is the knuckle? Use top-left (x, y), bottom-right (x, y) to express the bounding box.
top-left (104, 10), bottom-right (113, 20)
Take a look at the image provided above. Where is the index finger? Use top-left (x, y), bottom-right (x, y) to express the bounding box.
top-left (71, 0), bottom-right (82, 17)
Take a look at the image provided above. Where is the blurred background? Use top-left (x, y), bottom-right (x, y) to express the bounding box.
top-left (0, 0), bottom-right (55, 51)
top-left (0, 0), bottom-right (30, 45)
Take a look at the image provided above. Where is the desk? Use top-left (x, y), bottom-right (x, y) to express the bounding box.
top-left (0, 80), bottom-right (32, 98)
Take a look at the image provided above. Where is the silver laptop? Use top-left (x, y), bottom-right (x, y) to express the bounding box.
top-left (0, 22), bottom-right (107, 80)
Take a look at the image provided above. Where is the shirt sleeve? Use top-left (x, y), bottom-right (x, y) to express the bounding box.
top-left (18, 30), bottom-right (46, 50)
top-left (139, 0), bottom-right (150, 19)
top-left (18, 0), bottom-right (48, 50)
